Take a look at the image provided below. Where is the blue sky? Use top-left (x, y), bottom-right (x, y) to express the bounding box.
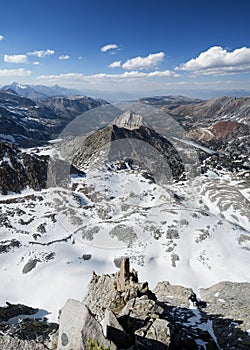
top-left (1, 0), bottom-right (250, 99)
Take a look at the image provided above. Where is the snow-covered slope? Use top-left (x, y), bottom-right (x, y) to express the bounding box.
top-left (0, 165), bottom-right (249, 321)
top-left (0, 101), bottom-right (249, 324)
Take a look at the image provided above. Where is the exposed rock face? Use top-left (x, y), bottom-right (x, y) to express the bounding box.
top-left (69, 258), bottom-right (171, 349)
top-left (0, 141), bottom-right (84, 194)
top-left (114, 111), bottom-right (146, 130)
top-left (83, 258), bottom-right (155, 322)
top-left (154, 280), bottom-right (194, 308)
top-left (0, 302), bottom-right (58, 350)
top-left (57, 299), bottom-right (116, 350)
top-left (0, 336), bottom-right (48, 350)
top-left (1, 262), bottom-right (250, 349)
top-left (81, 260), bottom-right (250, 349)
top-left (71, 112), bottom-right (185, 182)
top-left (200, 282), bottom-right (250, 350)
top-left (197, 121), bottom-right (249, 173)
top-left (0, 302), bottom-right (38, 323)
top-left (0, 141), bottom-right (47, 194)
top-left (81, 259), bottom-right (217, 349)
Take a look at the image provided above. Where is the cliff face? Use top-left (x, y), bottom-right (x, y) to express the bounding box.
top-left (0, 141), bottom-right (85, 195)
top-left (0, 142), bottom-right (48, 194)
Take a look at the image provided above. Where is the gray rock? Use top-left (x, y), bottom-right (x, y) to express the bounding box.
top-left (83, 272), bottom-right (118, 321)
top-left (57, 299), bottom-right (116, 350)
top-left (135, 318), bottom-right (170, 350)
top-left (83, 262), bottom-right (150, 322)
top-left (103, 309), bottom-right (132, 348)
top-left (200, 281), bottom-right (250, 349)
top-left (22, 259), bottom-right (39, 274)
top-left (0, 336), bottom-right (48, 350)
top-left (0, 302), bottom-right (38, 322)
top-left (153, 281), bottom-right (194, 308)
top-left (0, 316), bottom-right (58, 349)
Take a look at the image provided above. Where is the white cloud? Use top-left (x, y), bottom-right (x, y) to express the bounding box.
top-left (147, 70), bottom-right (179, 77)
top-left (59, 55), bottom-right (70, 60)
top-left (27, 49), bottom-right (55, 57)
top-left (33, 61), bottom-right (40, 65)
top-left (101, 44), bottom-right (118, 52)
top-left (122, 52), bottom-right (165, 70)
top-left (37, 69), bottom-right (178, 83)
top-left (109, 60), bottom-right (121, 68)
top-left (0, 35), bottom-right (4, 41)
top-left (177, 46), bottom-right (250, 75)
top-left (0, 68), bottom-right (32, 76)
top-left (4, 54), bottom-right (28, 64)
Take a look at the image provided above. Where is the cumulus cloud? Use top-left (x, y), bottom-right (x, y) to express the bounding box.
top-left (33, 61), bottom-right (40, 65)
top-left (109, 60), bottom-right (121, 68)
top-left (101, 44), bottom-right (118, 52)
top-left (177, 46), bottom-right (250, 75)
top-left (0, 68), bottom-right (32, 76)
top-left (27, 49), bottom-right (55, 57)
top-left (59, 55), bottom-right (70, 60)
top-left (122, 52), bottom-right (165, 70)
top-left (0, 35), bottom-right (4, 41)
top-left (4, 54), bottom-right (28, 64)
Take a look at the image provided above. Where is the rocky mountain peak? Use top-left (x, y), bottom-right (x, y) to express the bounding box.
top-left (113, 111), bottom-right (146, 130)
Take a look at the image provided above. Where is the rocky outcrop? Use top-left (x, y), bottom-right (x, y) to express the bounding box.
top-left (0, 141), bottom-right (47, 194)
top-left (58, 259), bottom-right (219, 349)
top-left (200, 282), bottom-right (250, 349)
top-left (57, 299), bottom-right (116, 350)
top-left (71, 111), bottom-right (185, 182)
top-left (1, 261), bottom-right (249, 349)
top-left (0, 302), bottom-right (58, 350)
top-left (0, 336), bottom-right (49, 350)
top-left (0, 141), bottom-right (84, 194)
top-left (59, 258), bottom-right (171, 349)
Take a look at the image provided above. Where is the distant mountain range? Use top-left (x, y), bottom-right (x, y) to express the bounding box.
top-left (1, 82), bottom-right (83, 100)
top-left (0, 88), bottom-right (108, 146)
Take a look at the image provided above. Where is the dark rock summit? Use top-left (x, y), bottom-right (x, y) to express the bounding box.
top-left (71, 110), bottom-right (186, 182)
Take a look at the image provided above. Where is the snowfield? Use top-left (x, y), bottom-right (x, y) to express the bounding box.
top-left (0, 167), bottom-right (249, 322)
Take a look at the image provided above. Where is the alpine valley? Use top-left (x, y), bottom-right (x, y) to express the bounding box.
top-left (0, 84), bottom-right (249, 350)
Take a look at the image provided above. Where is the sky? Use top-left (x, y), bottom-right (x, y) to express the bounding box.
top-left (0, 0), bottom-right (250, 100)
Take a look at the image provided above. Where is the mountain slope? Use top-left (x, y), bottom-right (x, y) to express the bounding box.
top-left (0, 90), bottom-right (107, 147)
top-left (70, 111), bottom-right (185, 182)
top-left (139, 95), bottom-right (250, 127)
top-left (0, 99), bottom-right (249, 331)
